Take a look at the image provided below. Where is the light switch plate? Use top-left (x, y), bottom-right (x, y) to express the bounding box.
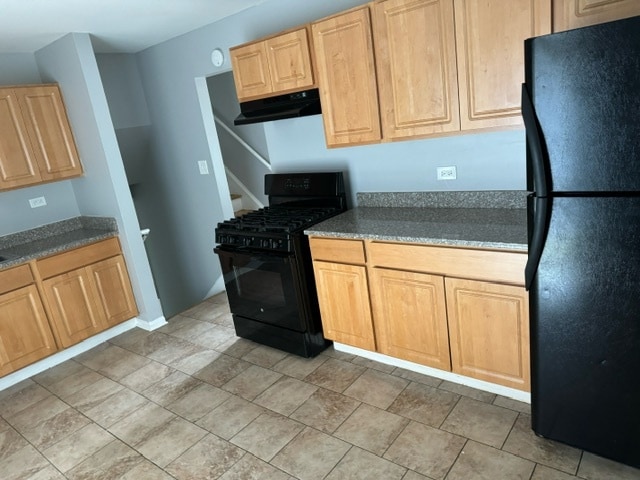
top-left (29, 196), bottom-right (47, 208)
top-left (198, 160), bottom-right (209, 175)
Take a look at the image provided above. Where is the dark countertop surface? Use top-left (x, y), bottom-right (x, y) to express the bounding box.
top-left (0, 217), bottom-right (118, 271)
top-left (305, 206), bottom-right (528, 251)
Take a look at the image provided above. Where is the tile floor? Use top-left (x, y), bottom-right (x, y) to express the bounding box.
top-left (1, 293), bottom-right (639, 479)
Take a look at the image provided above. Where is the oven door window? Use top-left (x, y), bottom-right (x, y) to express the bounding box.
top-left (216, 248), bottom-right (305, 332)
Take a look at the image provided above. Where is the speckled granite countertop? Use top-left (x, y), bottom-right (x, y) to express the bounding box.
top-left (305, 191), bottom-right (528, 251)
top-left (0, 217), bottom-right (118, 270)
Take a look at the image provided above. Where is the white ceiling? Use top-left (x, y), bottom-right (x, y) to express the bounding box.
top-left (0, 0), bottom-right (265, 54)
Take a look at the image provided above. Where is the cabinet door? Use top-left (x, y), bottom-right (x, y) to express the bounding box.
top-left (231, 41), bottom-right (273, 101)
top-left (312, 260), bottom-right (376, 350)
top-left (16, 85), bottom-right (83, 181)
top-left (370, 268), bottom-right (451, 370)
top-left (312, 7), bottom-right (382, 147)
top-left (0, 285), bottom-right (57, 376)
top-left (454, 0), bottom-right (551, 130)
top-left (42, 268), bottom-right (106, 348)
top-left (374, 0), bottom-right (460, 139)
top-left (554, 0), bottom-right (640, 31)
top-left (446, 278), bottom-right (530, 391)
top-left (0, 88), bottom-right (42, 190)
top-left (266, 28), bottom-right (315, 94)
top-left (90, 255), bottom-right (138, 328)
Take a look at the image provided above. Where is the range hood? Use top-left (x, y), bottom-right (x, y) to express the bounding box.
top-left (234, 88), bottom-right (321, 126)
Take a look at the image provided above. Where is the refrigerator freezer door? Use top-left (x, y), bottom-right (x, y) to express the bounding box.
top-left (530, 196), bottom-right (640, 467)
top-left (524, 16), bottom-right (640, 194)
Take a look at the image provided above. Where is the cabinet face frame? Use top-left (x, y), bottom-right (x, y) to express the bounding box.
top-left (553, 0), bottom-right (640, 31)
top-left (373, 0), bottom-right (461, 139)
top-left (311, 7), bottom-right (382, 147)
top-left (445, 277), bottom-right (530, 391)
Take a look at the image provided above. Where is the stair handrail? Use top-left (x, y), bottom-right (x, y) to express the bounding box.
top-left (214, 116), bottom-right (272, 171)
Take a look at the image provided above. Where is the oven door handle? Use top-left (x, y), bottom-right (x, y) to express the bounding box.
top-left (214, 245), bottom-right (295, 260)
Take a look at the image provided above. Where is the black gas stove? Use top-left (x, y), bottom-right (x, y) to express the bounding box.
top-left (214, 172), bottom-right (347, 357)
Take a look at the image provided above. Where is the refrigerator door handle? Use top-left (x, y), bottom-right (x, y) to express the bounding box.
top-left (521, 84), bottom-right (549, 197)
top-left (525, 195), bottom-right (549, 290)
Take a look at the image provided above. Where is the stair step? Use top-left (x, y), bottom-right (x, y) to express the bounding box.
top-left (231, 194), bottom-right (243, 212)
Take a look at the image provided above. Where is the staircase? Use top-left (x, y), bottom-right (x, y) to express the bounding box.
top-left (231, 194), bottom-right (253, 217)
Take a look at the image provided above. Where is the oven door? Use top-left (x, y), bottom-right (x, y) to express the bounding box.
top-left (214, 246), bottom-right (306, 332)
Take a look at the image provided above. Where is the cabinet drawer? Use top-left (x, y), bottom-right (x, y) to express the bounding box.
top-left (309, 237), bottom-right (366, 265)
top-left (37, 237), bottom-right (121, 279)
top-left (367, 241), bottom-right (527, 285)
top-left (0, 263), bottom-right (34, 295)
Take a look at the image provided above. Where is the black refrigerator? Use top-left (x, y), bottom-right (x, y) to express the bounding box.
top-left (522, 16), bottom-right (640, 469)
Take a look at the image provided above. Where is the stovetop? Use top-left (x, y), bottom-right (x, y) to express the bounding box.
top-left (215, 206), bottom-right (341, 252)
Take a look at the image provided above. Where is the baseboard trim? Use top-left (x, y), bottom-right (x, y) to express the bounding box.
top-left (136, 315), bottom-right (167, 331)
top-left (333, 342), bottom-right (531, 404)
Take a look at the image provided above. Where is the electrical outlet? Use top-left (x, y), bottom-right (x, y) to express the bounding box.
top-left (29, 196), bottom-right (47, 208)
top-left (198, 160), bottom-right (209, 175)
top-left (436, 166), bottom-right (457, 180)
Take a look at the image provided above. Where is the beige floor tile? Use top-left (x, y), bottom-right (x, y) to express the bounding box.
top-left (290, 387), bottom-right (360, 434)
top-left (147, 335), bottom-right (204, 365)
top-left (578, 451), bottom-right (640, 480)
top-left (384, 420), bottom-right (466, 479)
top-left (20, 407), bottom-right (91, 450)
top-left (215, 336), bottom-right (258, 358)
top-left (165, 434), bottom-right (245, 480)
top-left (157, 314), bottom-right (201, 334)
top-left (230, 411), bottom-right (305, 461)
top-left (241, 344), bottom-right (289, 368)
top-left (532, 464), bottom-right (580, 480)
top-left (271, 427), bottom-right (350, 480)
top-left (182, 301), bottom-right (230, 322)
top-left (166, 382), bottom-right (231, 422)
top-left (211, 312), bottom-right (235, 328)
top-left (351, 356), bottom-right (396, 373)
top-left (0, 380), bottom-right (52, 417)
top-left (113, 330), bottom-right (174, 357)
top-left (325, 446), bottom-right (406, 480)
top-left (64, 439), bottom-right (143, 480)
top-left (440, 396), bottom-right (518, 448)
top-left (334, 403), bottom-right (409, 456)
top-left (503, 414), bottom-right (582, 474)
top-left (162, 317), bottom-right (216, 340)
top-left (391, 367), bottom-right (443, 387)
top-left (447, 440), bottom-right (535, 480)
top-left (118, 460), bottom-right (176, 479)
top-left (304, 357), bottom-right (366, 393)
top-left (388, 381), bottom-right (459, 427)
top-left (321, 346), bottom-right (356, 361)
top-left (188, 325), bottom-right (238, 349)
top-left (493, 395), bottom-right (532, 414)
top-left (0, 427), bottom-right (30, 462)
top-left (343, 368), bottom-right (408, 409)
top-left (135, 416), bottom-right (208, 467)
top-left (502, 413), bottom-right (582, 475)
top-left (254, 377), bottom-right (318, 416)
top-left (222, 364), bottom-right (282, 400)
top-left (83, 388), bottom-right (150, 427)
top-left (196, 394), bottom-right (264, 440)
top-left (142, 370), bottom-right (202, 405)
top-left (0, 443), bottom-right (52, 480)
top-left (192, 353), bottom-right (252, 386)
top-left (108, 403), bottom-right (176, 446)
top-left (402, 471), bottom-right (432, 480)
top-left (26, 464), bottom-right (67, 479)
top-left (107, 327), bottom-right (152, 351)
top-left (119, 360), bottom-right (175, 392)
top-left (272, 353), bottom-right (328, 379)
top-left (33, 360), bottom-right (86, 387)
top-left (219, 453), bottom-right (293, 480)
top-left (438, 381), bottom-right (497, 403)
top-left (45, 368), bottom-right (105, 400)
top-left (167, 347), bottom-right (221, 375)
top-left (0, 416), bottom-right (9, 433)
top-left (6, 394), bottom-right (69, 432)
top-left (75, 344), bottom-right (150, 380)
top-left (65, 377), bottom-right (124, 412)
top-left (42, 423), bottom-right (114, 473)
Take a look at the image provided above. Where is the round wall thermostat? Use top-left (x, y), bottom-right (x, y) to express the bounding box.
top-left (211, 48), bottom-right (224, 67)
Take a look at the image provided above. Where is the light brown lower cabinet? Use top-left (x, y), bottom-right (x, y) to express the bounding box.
top-left (39, 238), bottom-right (138, 349)
top-left (0, 265), bottom-right (57, 376)
top-left (309, 236), bottom-right (530, 391)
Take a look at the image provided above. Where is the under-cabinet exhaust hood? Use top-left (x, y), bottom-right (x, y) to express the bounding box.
top-left (234, 88), bottom-right (321, 126)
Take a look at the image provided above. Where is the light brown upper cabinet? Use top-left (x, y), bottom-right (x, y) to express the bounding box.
top-left (311, 7), bottom-right (382, 147)
top-left (230, 28), bottom-right (315, 102)
top-left (0, 84), bottom-right (83, 191)
top-left (553, 0), bottom-right (640, 32)
top-left (373, 0), bottom-right (460, 139)
top-left (454, 0), bottom-right (551, 130)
